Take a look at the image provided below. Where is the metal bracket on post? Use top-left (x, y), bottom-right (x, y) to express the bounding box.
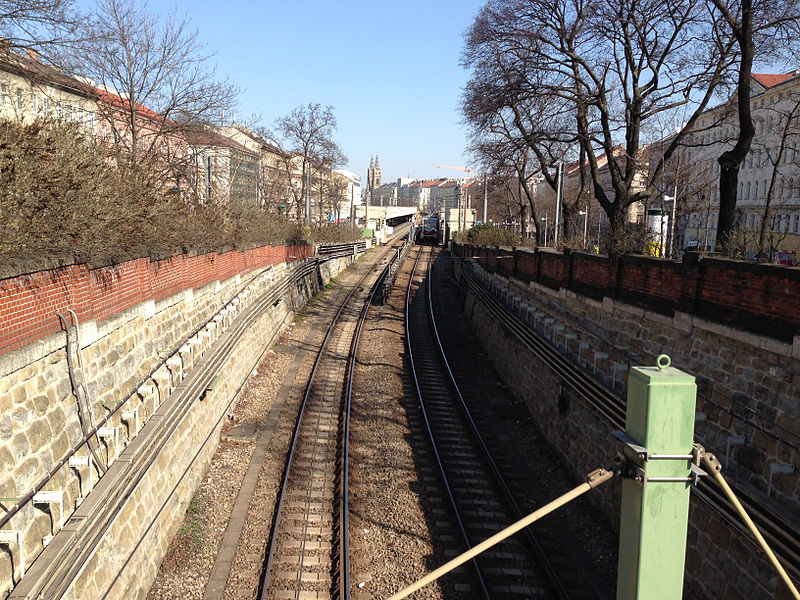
top-left (613, 431), bottom-right (708, 488)
top-left (68, 454), bottom-right (95, 502)
top-left (166, 356), bottom-right (183, 386)
top-left (97, 426), bottom-right (119, 462)
top-left (33, 489), bottom-right (64, 533)
top-left (121, 408), bottom-right (140, 438)
top-left (137, 383), bottom-right (158, 414)
top-left (0, 529), bottom-right (24, 577)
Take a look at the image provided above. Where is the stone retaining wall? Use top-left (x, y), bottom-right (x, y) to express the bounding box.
top-left (0, 244), bottom-right (348, 599)
top-left (452, 256), bottom-right (799, 600)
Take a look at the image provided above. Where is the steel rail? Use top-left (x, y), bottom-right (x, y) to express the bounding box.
top-left (458, 258), bottom-right (800, 580)
top-left (260, 238), bottom-right (406, 600)
top-left (426, 256), bottom-right (572, 599)
top-left (404, 246), bottom-right (490, 599)
top-left (340, 253), bottom-right (395, 600)
top-left (25, 260), bottom-right (311, 599)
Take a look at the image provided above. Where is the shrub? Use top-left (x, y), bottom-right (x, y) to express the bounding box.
top-left (453, 224), bottom-right (521, 247)
top-left (0, 121), bottom-right (363, 265)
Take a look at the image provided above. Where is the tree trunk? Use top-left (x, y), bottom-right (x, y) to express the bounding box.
top-left (715, 0), bottom-right (754, 250)
top-left (606, 202), bottom-right (628, 255)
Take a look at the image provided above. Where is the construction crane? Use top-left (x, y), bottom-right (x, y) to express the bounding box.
top-left (434, 164), bottom-right (473, 180)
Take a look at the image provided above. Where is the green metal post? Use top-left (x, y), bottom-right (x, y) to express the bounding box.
top-left (617, 355), bottom-right (697, 600)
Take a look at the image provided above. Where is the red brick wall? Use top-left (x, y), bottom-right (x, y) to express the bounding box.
top-left (615, 255), bottom-right (685, 315)
top-left (453, 243), bottom-right (800, 343)
top-left (570, 252), bottom-right (613, 300)
top-left (0, 244), bottom-right (312, 356)
top-left (536, 250), bottom-right (569, 289)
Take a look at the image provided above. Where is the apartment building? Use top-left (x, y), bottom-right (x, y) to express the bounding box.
top-left (678, 71), bottom-right (800, 258)
top-left (333, 169), bottom-right (362, 221)
top-left (187, 127), bottom-right (259, 206)
top-left (219, 123), bottom-right (294, 210)
top-left (0, 45), bottom-right (97, 129)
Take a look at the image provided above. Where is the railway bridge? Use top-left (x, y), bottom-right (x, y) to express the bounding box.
top-left (0, 232), bottom-right (797, 600)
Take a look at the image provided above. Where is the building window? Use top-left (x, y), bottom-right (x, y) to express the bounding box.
top-left (86, 111), bottom-right (94, 129)
top-left (16, 88), bottom-right (22, 110)
top-left (1, 83), bottom-right (8, 106)
top-left (794, 215), bottom-right (799, 233)
top-left (30, 92), bottom-right (38, 113)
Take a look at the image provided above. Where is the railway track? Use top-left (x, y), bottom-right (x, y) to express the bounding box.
top-left (403, 245), bottom-right (569, 599)
top-left (5, 234), bottom-right (403, 600)
top-left (259, 239), bottom-right (406, 600)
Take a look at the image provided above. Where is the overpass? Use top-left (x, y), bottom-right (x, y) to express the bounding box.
top-left (355, 205), bottom-right (417, 228)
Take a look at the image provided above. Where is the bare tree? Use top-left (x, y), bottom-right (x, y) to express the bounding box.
top-left (466, 115), bottom-right (545, 241)
top-left (269, 103), bottom-right (346, 223)
top-left (463, 25), bottom-right (578, 245)
top-left (63, 0), bottom-right (238, 190)
top-left (463, 0), bottom-right (736, 252)
top-left (708, 0), bottom-right (800, 249)
top-left (0, 0), bottom-right (79, 55)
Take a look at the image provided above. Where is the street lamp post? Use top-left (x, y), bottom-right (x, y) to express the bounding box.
top-left (579, 205), bottom-right (588, 249)
top-left (664, 192), bottom-right (677, 259)
top-left (554, 162), bottom-right (563, 248)
top-left (541, 214), bottom-right (549, 247)
top-left (483, 173), bottom-right (488, 224)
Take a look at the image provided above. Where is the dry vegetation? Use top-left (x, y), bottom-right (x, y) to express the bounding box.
top-left (0, 120), bottom-right (360, 266)
top-left (452, 223), bottom-right (523, 247)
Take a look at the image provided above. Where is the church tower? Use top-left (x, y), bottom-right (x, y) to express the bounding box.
top-left (373, 155), bottom-right (382, 189)
top-left (367, 155), bottom-right (382, 193)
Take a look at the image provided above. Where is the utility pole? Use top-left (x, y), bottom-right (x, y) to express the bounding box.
top-left (483, 173), bottom-right (488, 224)
top-left (583, 204), bottom-right (589, 249)
top-left (554, 161), bottom-right (563, 248)
top-left (305, 165), bottom-right (311, 225)
top-left (350, 182), bottom-right (355, 226)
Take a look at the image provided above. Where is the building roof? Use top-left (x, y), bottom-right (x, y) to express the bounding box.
top-left (0, 47), bottom-right (96, 100)
top-left (421, 178), bottom-right (447, 188)
top-left (95, 87), bottom-right (172, 124)
top-left (333, 168), bottom-right (361, 183)
top-left (752, 73), bottom-right (794, 89)
top-left (186, 126), bottom-right (254, 154)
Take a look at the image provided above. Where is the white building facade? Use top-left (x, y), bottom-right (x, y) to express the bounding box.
top-left (680, 71), bottom-right (800, 259)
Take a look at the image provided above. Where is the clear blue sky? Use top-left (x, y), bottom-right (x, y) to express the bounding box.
top-left (126, 0), bottom-right (487, 182)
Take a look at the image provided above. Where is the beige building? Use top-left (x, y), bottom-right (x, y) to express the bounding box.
top-left (0, 46), bottom-right (97, 130)
top-left (188, 127), bottom-right (258, 206)
top-left (219, 123), bottom-right (292, 211)
top-left (530, 150), bottom-right (647, 245)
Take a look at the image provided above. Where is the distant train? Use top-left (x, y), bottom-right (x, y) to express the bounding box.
top-left (418, 214), bottom-right (443, 245)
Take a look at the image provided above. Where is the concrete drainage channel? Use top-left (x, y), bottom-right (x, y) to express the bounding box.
top-left (5, 254), bottom-right (355, 600)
